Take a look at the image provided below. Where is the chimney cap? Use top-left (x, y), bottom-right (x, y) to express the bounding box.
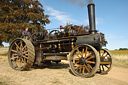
top-left (87, 3), bottom-right (95, 7)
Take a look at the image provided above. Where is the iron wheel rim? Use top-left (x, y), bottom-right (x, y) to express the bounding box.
top-left (8, 39), bottom-right (35, 71)
top-left (69, 44), bottom-right (100, 78)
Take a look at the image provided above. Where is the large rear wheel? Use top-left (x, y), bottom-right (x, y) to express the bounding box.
top-left (69, 44), bottom-right (100, 78)
top-left (8, 39), bottom-right (35, 71)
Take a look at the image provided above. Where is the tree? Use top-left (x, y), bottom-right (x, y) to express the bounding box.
top-left (100, 33), bottom-right (108, 46)
top-left (119, 48), bottom-right (128, 50)
top-left (73, 25), bottom-right (108, 46)
top-left (0, 0), bottom-right (50, 42)
top-left (0, 40), bottom-right (3, 47)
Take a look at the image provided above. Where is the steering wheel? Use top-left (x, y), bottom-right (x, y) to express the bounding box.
top-left (49, 30), bottom-right (60, 38)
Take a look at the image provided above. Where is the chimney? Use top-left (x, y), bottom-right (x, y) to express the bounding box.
top-left (87, 4), bottom-right (97, 34)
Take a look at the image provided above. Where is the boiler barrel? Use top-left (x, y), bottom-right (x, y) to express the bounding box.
top-left (75, 34), bottom-right (101, 50)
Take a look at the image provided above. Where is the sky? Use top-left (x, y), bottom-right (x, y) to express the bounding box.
top-left (3, 0), bottom-right (128, 50)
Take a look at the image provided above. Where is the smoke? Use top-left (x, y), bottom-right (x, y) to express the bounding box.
top-left (64, 0), bottom-right (94, 7)
top-left (86, 0), bottom-right (93, 3)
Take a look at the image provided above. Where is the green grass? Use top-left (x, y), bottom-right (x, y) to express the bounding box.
top-left (113, 58), bottom-right (128, 68)
top-left (0, 47), bottom-right (8, 56)
top-left (0, 53), bottom-right (8, 56)
top-left (109, 50), bottom-right (128, 55)
top-left (109, 50), bottom-right (128, 68)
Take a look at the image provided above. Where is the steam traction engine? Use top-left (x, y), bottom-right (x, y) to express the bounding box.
top-left (8, 4), bottom-right (112, 78)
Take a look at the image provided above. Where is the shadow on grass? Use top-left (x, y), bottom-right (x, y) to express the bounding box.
top-left (0, 81), bottom-right (8, 85)
top-left (31, 63), bottom-right (69, 70)
top-left (31, 63), bottom-right (96, 78)
top-left (69, 69), bottom-right (96, 78)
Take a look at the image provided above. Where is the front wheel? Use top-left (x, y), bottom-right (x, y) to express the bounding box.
top-left (69, 44), bottom-right (100, 78)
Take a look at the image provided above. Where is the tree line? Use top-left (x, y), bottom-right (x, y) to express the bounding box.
top-left (0, 0), bottom-right (50, 46)
top-left (118, 48), bottom-right (128, 50)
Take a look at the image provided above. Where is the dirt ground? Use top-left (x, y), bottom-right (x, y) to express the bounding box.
top-left (0, 55), bottom-right (128, 85)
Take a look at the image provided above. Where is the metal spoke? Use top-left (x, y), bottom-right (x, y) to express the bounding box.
top-left (24, 58), bottom-right (27, 63)
top-left (22, 45), bottom-right (27, 51)
top-left (84, 64), bottom-right (90, 73)
top-left (20, 41), bottom-right (23, 50)
top-left (73, 58), bottom-right (79, 60)
top-left (105, 65), bottom-right (109, 69)
top-left (12, 60), bottom-right (18, 68)
top-left (82, 66), bottom-right (85, 75)
top-left (16, 58), bottom-right (19, 62)
top-left (23, 51), bottom-right (28, 54)
top-left (79, 65), bottom-right (82, 73)
top-left (75, 53), bottom-right (80, 58)
top-left (13, 63), bottom-right (18, 68)
top-left (10, 56), bottom-right (18, 60)
top-left (75, 62), bottom-right (79, 64)
top-left (15, 58), bottom-right (19, 67)
top-left (75, 65), bottom-right (80, 70)
top-left (73, 58), bottom-right (79, 63)
top-left (13, 54), bottom-right (18, 56)
top-left (16, 47), bottom-right (19, 51)
top-left (86, 52), bottom-right (93, 58)
top-left (15, 42), bottom-right (20, 50)
top-left (82, 48), bottom-right (84, 57)
top-left (21, 58), bottom-right (25, 64)
top-left (102, 51), bottom-right (106, 56)
top-left (86, 61), bottom-right (95, 64)
top-left (87, 64), bottom-right (93, 69)
top-left (11, 50), bottom-right (17, 53)
top-left (24, 53), bottom-right (29, 56)
top-left (104, 53), bottom-right (108, 57)
top-left (85, 47), bottom-right (88, 58)
top-left (87, 56), bottom-right (95, 60)
top-left (23, 56), bottom-right (28, 59)
top-left (102, 65), bottom-right (105, 71)
top-left (77, 49), bottom-right (82, 57)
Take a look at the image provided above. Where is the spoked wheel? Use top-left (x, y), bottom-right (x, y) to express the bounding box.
top-left (8, 39), bottom-right (35, 71)
top-left (31, 32), bottom-right (44, 45)
top-left (98, 49), bottom-right (112, 74)
top-left (69, 44), bottom-right (100, 78)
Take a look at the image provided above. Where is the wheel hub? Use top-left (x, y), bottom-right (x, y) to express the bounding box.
top-left (79, 57), bottom-right (86, 65)
top-left (18, 51), bottom-right (23, 58)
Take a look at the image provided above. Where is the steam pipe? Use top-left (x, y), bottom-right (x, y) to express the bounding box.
top-left (87, 4), bottom-right (97, 34)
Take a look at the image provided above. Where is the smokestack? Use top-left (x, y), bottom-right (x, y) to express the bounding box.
top-left (87, 4), bottom-right (97, 34)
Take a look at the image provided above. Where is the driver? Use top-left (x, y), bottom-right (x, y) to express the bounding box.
top-left (22, 27), bottom-right (31, 35)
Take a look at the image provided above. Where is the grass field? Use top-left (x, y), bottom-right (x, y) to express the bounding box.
top-left (0, 47), bottom-right (8, 56)
top-left (109, 50), bottom-right (128, 55)
top-left (109, 50), bottom-right (128, 68)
